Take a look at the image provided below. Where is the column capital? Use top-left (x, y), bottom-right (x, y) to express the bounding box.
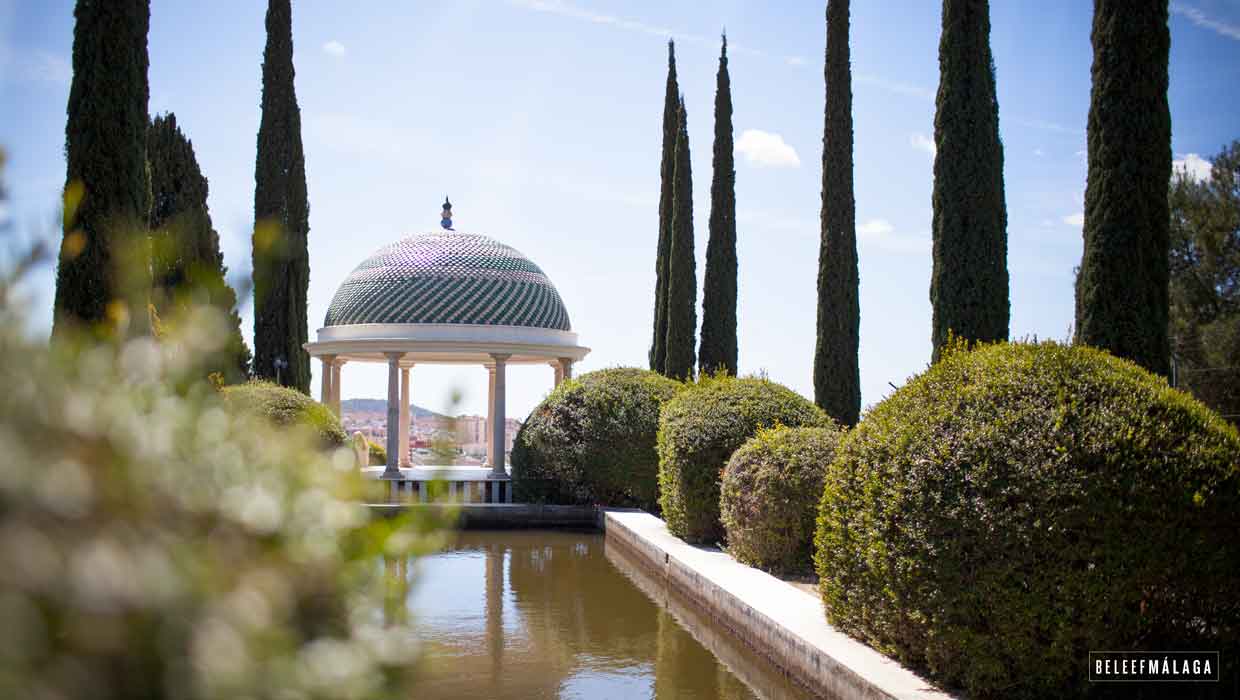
top-left (489, 353), bottom-right (512, 364)
top-left (384, 351), bottom-right (406, 362)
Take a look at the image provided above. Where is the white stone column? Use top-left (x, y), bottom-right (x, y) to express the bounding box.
top-left (330, 360), bottom-right (344, 416)
top-left (485, 364), bottom-right (496, 468)
top-left (382, 352), bottom-right (403, 479)
top-left (320, 355), bottom-right (335, 407)
top-left (399, 365), bottom-right (412, 467)
top-left (551, 361), bottom-right (564, 387)
top-left (489, 354), bottom-right (510, 477)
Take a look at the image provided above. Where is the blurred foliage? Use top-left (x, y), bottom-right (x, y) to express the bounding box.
top-left (0, 153), bottom-right (447, 695)
top-left (221, 380), bottom-right (347, 449)
top-left (1170, 140), bottom-right (1240, 423)
top-left (816, 341), bottom-right (1240, 699)
top-left (657, 373), bottom-right (831, 545)
top-left (720, 425), bottom-right (843, 576)
top-left (512, 368), bottom-right (683, 511)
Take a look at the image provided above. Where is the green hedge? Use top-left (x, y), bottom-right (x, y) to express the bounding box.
top-left (815, 342), bottom-right (1240, 699)
top-left (658, 375), bottom-right (830, 544)
top-left (221, 380), bottom-right (347, 448)
top-left (721, 426), bottom-right (843, 576)
top-left (512, 368), bottom-right (682, 510)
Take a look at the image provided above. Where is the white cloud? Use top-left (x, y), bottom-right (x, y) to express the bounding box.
top-left (1172, 3), bottom-right (1240, 41)
top-left (910, 133), bottom-right (936, 157)
top-left (736, 208), bottom-right (811, 234)
top-left (1009, 116), bottom-right (1078, 135)
top-left (1063, 212), bottom-right (1084, 228)
top-left (856, 73), bottom-right (934, 101)
top-left (0, 48), bottom-right (70, 84)
top-left (1033, 148), bottom-right (1045, 157)
top-left (858, 218), bottom-right (928, 255)
top-left (507, 0), bottom-right (792, 63)
top-left (858, 219), bottom-right (894, 237)
top-left (735, 129), bottom-right (801, 168)
top-left (1173, 153), bottom-right (1212, 182)
top-left (304, 112), bottom-right (429, 160)
top-left (323, 40), bottom-right (346, 57)
top-left (508, 0), bottom-right (703, 46)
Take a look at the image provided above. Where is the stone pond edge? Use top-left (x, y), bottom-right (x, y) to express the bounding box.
top-left (368, 503), bottom-right (956, 699)
top-left (601, 508), bottom-right (956, 700)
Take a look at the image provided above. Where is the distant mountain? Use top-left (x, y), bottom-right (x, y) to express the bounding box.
top-left (340, 399), bottom-right (451, 420)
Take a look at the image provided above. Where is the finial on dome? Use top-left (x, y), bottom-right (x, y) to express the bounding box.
top-left (441, 197), bottom-right (453, 230)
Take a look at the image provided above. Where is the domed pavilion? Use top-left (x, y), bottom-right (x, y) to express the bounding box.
top-left (304, 201), bottom-right (589, 502)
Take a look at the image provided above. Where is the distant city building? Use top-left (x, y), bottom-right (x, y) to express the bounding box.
top-left (341, 406), bottom-right (521, 466)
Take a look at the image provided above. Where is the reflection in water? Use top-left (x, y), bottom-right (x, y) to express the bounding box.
top-left (405, 531), bottom-right (812, 700)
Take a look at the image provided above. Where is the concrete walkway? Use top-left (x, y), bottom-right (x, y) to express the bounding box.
top-left (603, 509), bottom-right (956, 700)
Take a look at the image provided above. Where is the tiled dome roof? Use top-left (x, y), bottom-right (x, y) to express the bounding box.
top-left (324, 232), bottom-right (571, 331)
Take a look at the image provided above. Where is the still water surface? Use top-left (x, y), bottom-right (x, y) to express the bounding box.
top-left (405, 530), bottom-right (812, 700)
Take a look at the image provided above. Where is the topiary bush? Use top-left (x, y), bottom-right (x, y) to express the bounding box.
top-left (368, 440), bottom-right (387, 466)
top-left (815, 341), bottom-right (1240, 699)
top-left (721, 426), bottom-right (843, 576)
top-left (512, 368), bottom-right (682, 510)
top-left (658, 374), bottom-right (830, 544)
top-left (222, 380), bottom-right (347, 448)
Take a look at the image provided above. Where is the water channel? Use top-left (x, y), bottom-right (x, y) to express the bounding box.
top-left (403, 530), bottom-right (814, 699)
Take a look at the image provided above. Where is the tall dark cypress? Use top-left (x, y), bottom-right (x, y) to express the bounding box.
top-left (664, 99), bottom-right (697, 381)
top-left (929, 0), bottom-right (1009, 362)
top-left (814, 0), bottom-right (861, 426)
top-left (253, 0), bottom-right (311, 392)
top-left (1074, 0), bottom-right (1171, 376)
top-left (52, 0), bottom-right (151, 338)
top-left (148, 113), bottom-right (252, 382)
top-left (651, 41), bottom-right (679, 374)
top-left (699, 35), bottom-right (738, 377)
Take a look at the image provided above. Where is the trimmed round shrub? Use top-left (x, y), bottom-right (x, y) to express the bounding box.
top-left (512, 368), bottom-right (682, 510)
top-left (658, 375), bottom-right (830, 544)
top-left (221, 380), bottom-right (347, 448)
top-left (721, 426), bottom-right (843, 576)
top-left (815, 342), bottom-right (1240, 699)
top-left (368, 440), bottom-right (387, 466)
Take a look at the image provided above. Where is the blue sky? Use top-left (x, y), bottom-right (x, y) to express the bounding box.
top-left (2, 0), bottom-right (1238, 419)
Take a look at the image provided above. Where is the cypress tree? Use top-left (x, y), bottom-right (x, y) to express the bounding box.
top-left (814, 0), bottom-right (861, 426)
top-left (148, 113), bottom-right (252, 383)
top-left (929, 0), bottom-right (1009, 362)
top-left (664, 99), bottom-right (697, 381)
top-left (651, 41), bottom-right (679, 374)
top-left (52, 0), bottom-right (151, 339)
top-left (1074, 0), bottom-right (1171, 376)
top-left (253, 0), bottom-right (311, 392)
top-left (699, 35), bottom-right (738, 377)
